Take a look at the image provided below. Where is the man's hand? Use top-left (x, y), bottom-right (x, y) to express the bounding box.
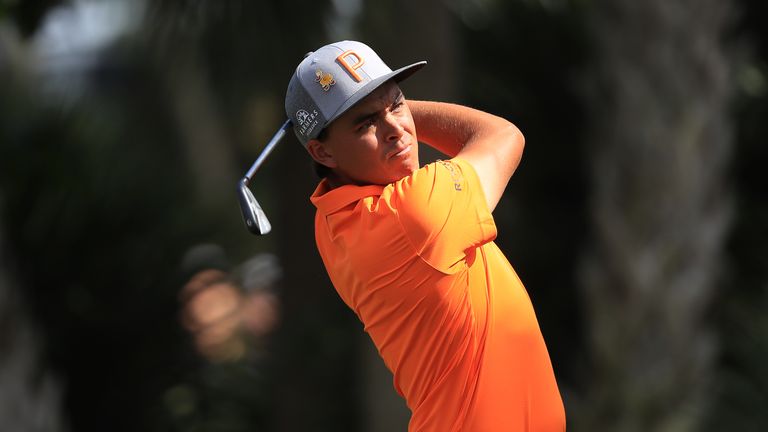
top-left (408, 100), bottom-right (524, 212)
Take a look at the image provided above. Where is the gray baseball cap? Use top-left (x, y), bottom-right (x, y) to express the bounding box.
top-left (285, 40), bottom-right (426, 147)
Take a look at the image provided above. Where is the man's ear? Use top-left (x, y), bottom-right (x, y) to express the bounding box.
top-left (306, 139), bottom-right (337, 169)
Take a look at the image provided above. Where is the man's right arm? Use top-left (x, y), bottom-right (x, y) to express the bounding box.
top-left (408, 100), bottom-right (524, 212)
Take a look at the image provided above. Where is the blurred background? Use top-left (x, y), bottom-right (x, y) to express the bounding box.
top-left (1, 0), bottom-right (766, 431)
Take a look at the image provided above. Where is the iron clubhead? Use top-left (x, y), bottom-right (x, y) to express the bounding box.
top-left (238, 178), bottom-right (272, 235)
top-left (237, 119), bottom-right (291, 236)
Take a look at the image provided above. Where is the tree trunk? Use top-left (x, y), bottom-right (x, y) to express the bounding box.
top-left (160, 45), bottom-right (238, 212)
top-left (0, 213), bottom-right (66, 432)
top-left (578, 0), bottom-right (734, 430)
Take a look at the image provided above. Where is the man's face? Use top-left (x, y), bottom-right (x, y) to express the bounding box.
top-left (308, 81), bottom-right (419, 186)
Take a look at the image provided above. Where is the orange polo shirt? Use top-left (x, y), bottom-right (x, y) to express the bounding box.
top-left (310, 158), bottom-right (565, 431)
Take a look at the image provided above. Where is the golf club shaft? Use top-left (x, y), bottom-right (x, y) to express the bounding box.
top-left (244, 119), bottom-right (293, 183)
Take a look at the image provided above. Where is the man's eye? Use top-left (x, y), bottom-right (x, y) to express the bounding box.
top-left (358, 118), bottom-right (375, 131)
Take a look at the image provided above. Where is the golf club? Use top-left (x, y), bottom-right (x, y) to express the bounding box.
top-left (238, 119), bottom-right (292, 235)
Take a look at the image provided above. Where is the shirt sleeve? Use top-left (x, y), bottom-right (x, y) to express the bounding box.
top-left (389, 157), bottom-right (497, 274)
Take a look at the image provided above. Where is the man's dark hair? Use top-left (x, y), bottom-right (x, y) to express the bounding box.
top-left (313, 127), bottom-right (332, 178)
top-left (313, 161), bottom-right (332, 178)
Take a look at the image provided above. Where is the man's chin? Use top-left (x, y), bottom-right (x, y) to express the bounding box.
top-left (388, 165), bottom-right (418, 184)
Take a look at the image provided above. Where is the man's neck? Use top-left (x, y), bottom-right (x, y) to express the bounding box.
top-left (325, 171), bottom-right (367, 189)
top-left (324, 173), bottom-right (345, 189)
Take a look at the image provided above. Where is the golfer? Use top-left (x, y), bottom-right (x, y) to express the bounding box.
top-left (285, 40), bottom-right (565, 431)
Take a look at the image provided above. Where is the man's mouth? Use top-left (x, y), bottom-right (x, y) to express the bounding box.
top-left (389, 144), bottom-right (412, 159)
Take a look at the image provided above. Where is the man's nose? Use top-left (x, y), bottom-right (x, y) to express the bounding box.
top-left (381, 113), bottom-right (405, 142)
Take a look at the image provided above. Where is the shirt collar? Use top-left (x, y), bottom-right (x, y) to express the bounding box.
top-left (310, 179), bottom-right (385, 215)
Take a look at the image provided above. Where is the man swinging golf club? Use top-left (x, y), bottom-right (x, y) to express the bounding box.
top-left (243, 40), bottom-right (565, 431)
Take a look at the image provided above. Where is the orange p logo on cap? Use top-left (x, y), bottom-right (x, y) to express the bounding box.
top-left (336, 50), bottom-right (365, 82)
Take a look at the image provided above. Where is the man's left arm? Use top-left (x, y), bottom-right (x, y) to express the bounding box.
top-left (407, 100), bottom-right (524, 212)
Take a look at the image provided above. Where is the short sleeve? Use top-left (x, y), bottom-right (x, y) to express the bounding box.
top-left (389, 157), bottom-right (497, 274)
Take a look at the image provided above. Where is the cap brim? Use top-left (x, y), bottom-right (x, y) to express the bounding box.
top-left (324, 60), bottom-right (427, 127)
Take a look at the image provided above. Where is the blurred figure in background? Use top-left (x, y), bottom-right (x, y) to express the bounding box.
top-left (179, 244), bottom-right (280, 363)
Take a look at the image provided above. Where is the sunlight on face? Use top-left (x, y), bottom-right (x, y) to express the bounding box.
top-left (317, 81), bottom-right (420, 186)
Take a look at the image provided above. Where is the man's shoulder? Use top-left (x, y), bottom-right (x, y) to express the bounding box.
top-left (386, 158), bottom-right (478, 212)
